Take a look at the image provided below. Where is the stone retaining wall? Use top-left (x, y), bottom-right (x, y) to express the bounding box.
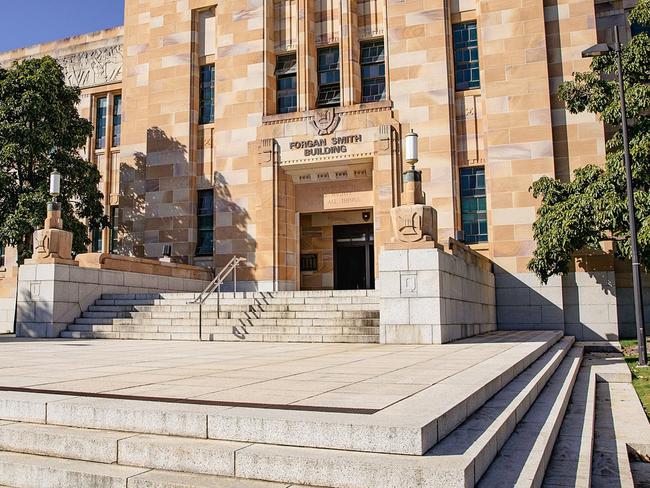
top-left (16, 262), bottom-right (210, 338)
top-left (379, 241), bottom-right (497, 344)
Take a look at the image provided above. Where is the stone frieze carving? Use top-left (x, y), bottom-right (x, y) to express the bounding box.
top-left (57, 45), bottom-right (123, 89)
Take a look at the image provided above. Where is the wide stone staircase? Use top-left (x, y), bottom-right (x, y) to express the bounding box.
top-left (60, 290), bottom-right (380, 343)
top-left (0, 331), bottom-right (646, 487)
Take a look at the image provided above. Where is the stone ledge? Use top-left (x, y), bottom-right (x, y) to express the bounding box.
top-left (75, 253), bottom-right (212, 281)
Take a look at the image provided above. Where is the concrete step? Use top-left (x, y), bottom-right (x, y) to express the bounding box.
top-left (223, 336), bottom-right (574, 488)
top-left (477, 346), bottom-right (584, 487)
top-left (205, 331), bottom-right (565, 456)
top-left (542, 364), bottom-right (596, 488)
top-left (0, 450), bottom-right (150, 487)
top-left (121, 311), bottom-right (380, 320)
top-left (101, 290), bottom-right (379, 301)
top-left (61, 330), bottom-right (379, 342)
top-left (0, 451), bottom-right (299, 488)
top-left (81, 311), bottom-right (133, 318)
top-left (101, 318), bottom-right (378, 327)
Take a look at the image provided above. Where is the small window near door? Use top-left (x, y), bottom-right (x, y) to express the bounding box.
top-left (0, 246), bottom-right (5, 268)
top-left (300, 254), bottom-right (318, 272)
top-left (196, 189), bottom-right (214, 256)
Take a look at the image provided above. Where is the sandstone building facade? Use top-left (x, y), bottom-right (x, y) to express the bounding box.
top-left (0, 0), bottom-right (644, 340)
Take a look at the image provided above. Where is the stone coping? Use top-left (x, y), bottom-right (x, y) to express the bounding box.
top-left (75, 253), bottom-right (212, 281)
top-left (0, 330), bottom-right (562, 455)
top-left (446, 238), bottom-right (493, 273)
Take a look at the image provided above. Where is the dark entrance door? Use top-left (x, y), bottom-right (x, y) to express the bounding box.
top-left (333, 224), bottom-right (374, 290)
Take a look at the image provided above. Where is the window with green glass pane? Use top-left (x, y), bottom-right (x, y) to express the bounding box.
top-left (460, 166), bottom-right (488, 243)
top-left (199, 65), bottom-right (215, 124)
top-left (361, 40), bottom-right (386, 103)
top-left (95, 97), bottom-right (108, 149)
top-left (453, 22), bottom-right (480, 91)
top-left (112, 95), bottom-right (122, 147)
top-left (110, 206), bottom-right (119, 253)
top-left (317, 47), bottom-right (341, 107)
top-left (276, 54), bottom-right (297, 114)
top-left (196, 189), bottom-right (214, 256)
top-left (91, 227), bottom-right (103, 252)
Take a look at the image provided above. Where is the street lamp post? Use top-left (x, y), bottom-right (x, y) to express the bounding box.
top-left (583, 25), bottom-right (648, 366)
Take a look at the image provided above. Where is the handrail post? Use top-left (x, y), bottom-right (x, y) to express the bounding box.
top-left (189, 256), bottom-right (246, 342)
top-left (198, 300), bottom-right (203, 342)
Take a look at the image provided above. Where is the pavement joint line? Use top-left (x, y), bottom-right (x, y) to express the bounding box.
top-left (0, 386), bottom-right (380, 415)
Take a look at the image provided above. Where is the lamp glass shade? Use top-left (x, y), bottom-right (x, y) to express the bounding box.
top-left (49, 171), bottom-right (61, 197)
top-left (405, 131), bottom-right (419, 163)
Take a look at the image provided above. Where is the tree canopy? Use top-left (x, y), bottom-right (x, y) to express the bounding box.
top-left (528, 1), bottom-right (650, 284)
top-left (0, 56), bottom-right (107, 263)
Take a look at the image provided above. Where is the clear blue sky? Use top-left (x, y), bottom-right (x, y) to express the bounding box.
top-left (0, 1), bottom-right (124, 52)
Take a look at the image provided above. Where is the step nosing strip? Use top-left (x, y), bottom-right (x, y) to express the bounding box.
top-left (0, 386), bottom-right (378, 415)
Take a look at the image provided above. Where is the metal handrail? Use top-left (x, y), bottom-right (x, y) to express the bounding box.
top-left (190, 256), bottom-right (246, 340)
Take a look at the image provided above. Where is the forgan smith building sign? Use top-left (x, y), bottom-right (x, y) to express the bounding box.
top-left (290, 135), bottom-right (364, 157)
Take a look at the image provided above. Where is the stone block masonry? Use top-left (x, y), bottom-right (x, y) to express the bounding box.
top-left (379, 241), bottom-right (497, 344)
top-left (16, 263), bottom-right (209, 338)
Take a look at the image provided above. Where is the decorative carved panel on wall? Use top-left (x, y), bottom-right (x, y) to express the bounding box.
top-left (57, 45), bottom-right (123, 89)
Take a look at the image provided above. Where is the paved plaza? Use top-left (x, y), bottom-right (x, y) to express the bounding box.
top-left (0, 332), bottom-right (540, 411)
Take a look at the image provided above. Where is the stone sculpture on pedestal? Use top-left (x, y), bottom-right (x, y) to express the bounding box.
top-left (390, 164), bottom-right (438, 244)
top-left (26, 202), bottom-right (78, 266)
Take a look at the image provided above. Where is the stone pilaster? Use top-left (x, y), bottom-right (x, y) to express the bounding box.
top-left (340, 0), bottom-right (360, 106)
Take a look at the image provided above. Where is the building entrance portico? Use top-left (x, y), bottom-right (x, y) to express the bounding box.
top-left (299, 209), bottom-right (375, 291)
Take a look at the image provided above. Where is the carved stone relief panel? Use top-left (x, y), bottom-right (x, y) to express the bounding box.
top-left (57, 45), bottom-right (123, 89)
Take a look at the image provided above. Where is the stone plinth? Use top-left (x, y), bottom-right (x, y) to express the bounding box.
top-left (379, 241), bottom-right (497, 344)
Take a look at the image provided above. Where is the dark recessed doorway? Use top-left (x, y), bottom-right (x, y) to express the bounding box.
top-left (333, 224), bottom-right (374, 290)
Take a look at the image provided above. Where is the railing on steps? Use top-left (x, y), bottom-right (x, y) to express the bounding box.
top-left (189, 256), bottom-right (246, 341)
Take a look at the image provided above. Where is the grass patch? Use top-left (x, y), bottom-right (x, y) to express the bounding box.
top-left (621, 339), bottom-right (650, 420)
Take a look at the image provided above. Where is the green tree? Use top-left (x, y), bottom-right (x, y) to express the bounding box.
top-left (528, 1), bottom-right (650, 284)
top-left (0, 56), bottom-right (107, 264)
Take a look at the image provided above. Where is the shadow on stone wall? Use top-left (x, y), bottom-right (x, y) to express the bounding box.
top-left (119, 127), bottom-right (192, 261)
top-left (212, 172), bottom-right (257, 286)
top-left (494, 266), bottom-right (616, 341)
